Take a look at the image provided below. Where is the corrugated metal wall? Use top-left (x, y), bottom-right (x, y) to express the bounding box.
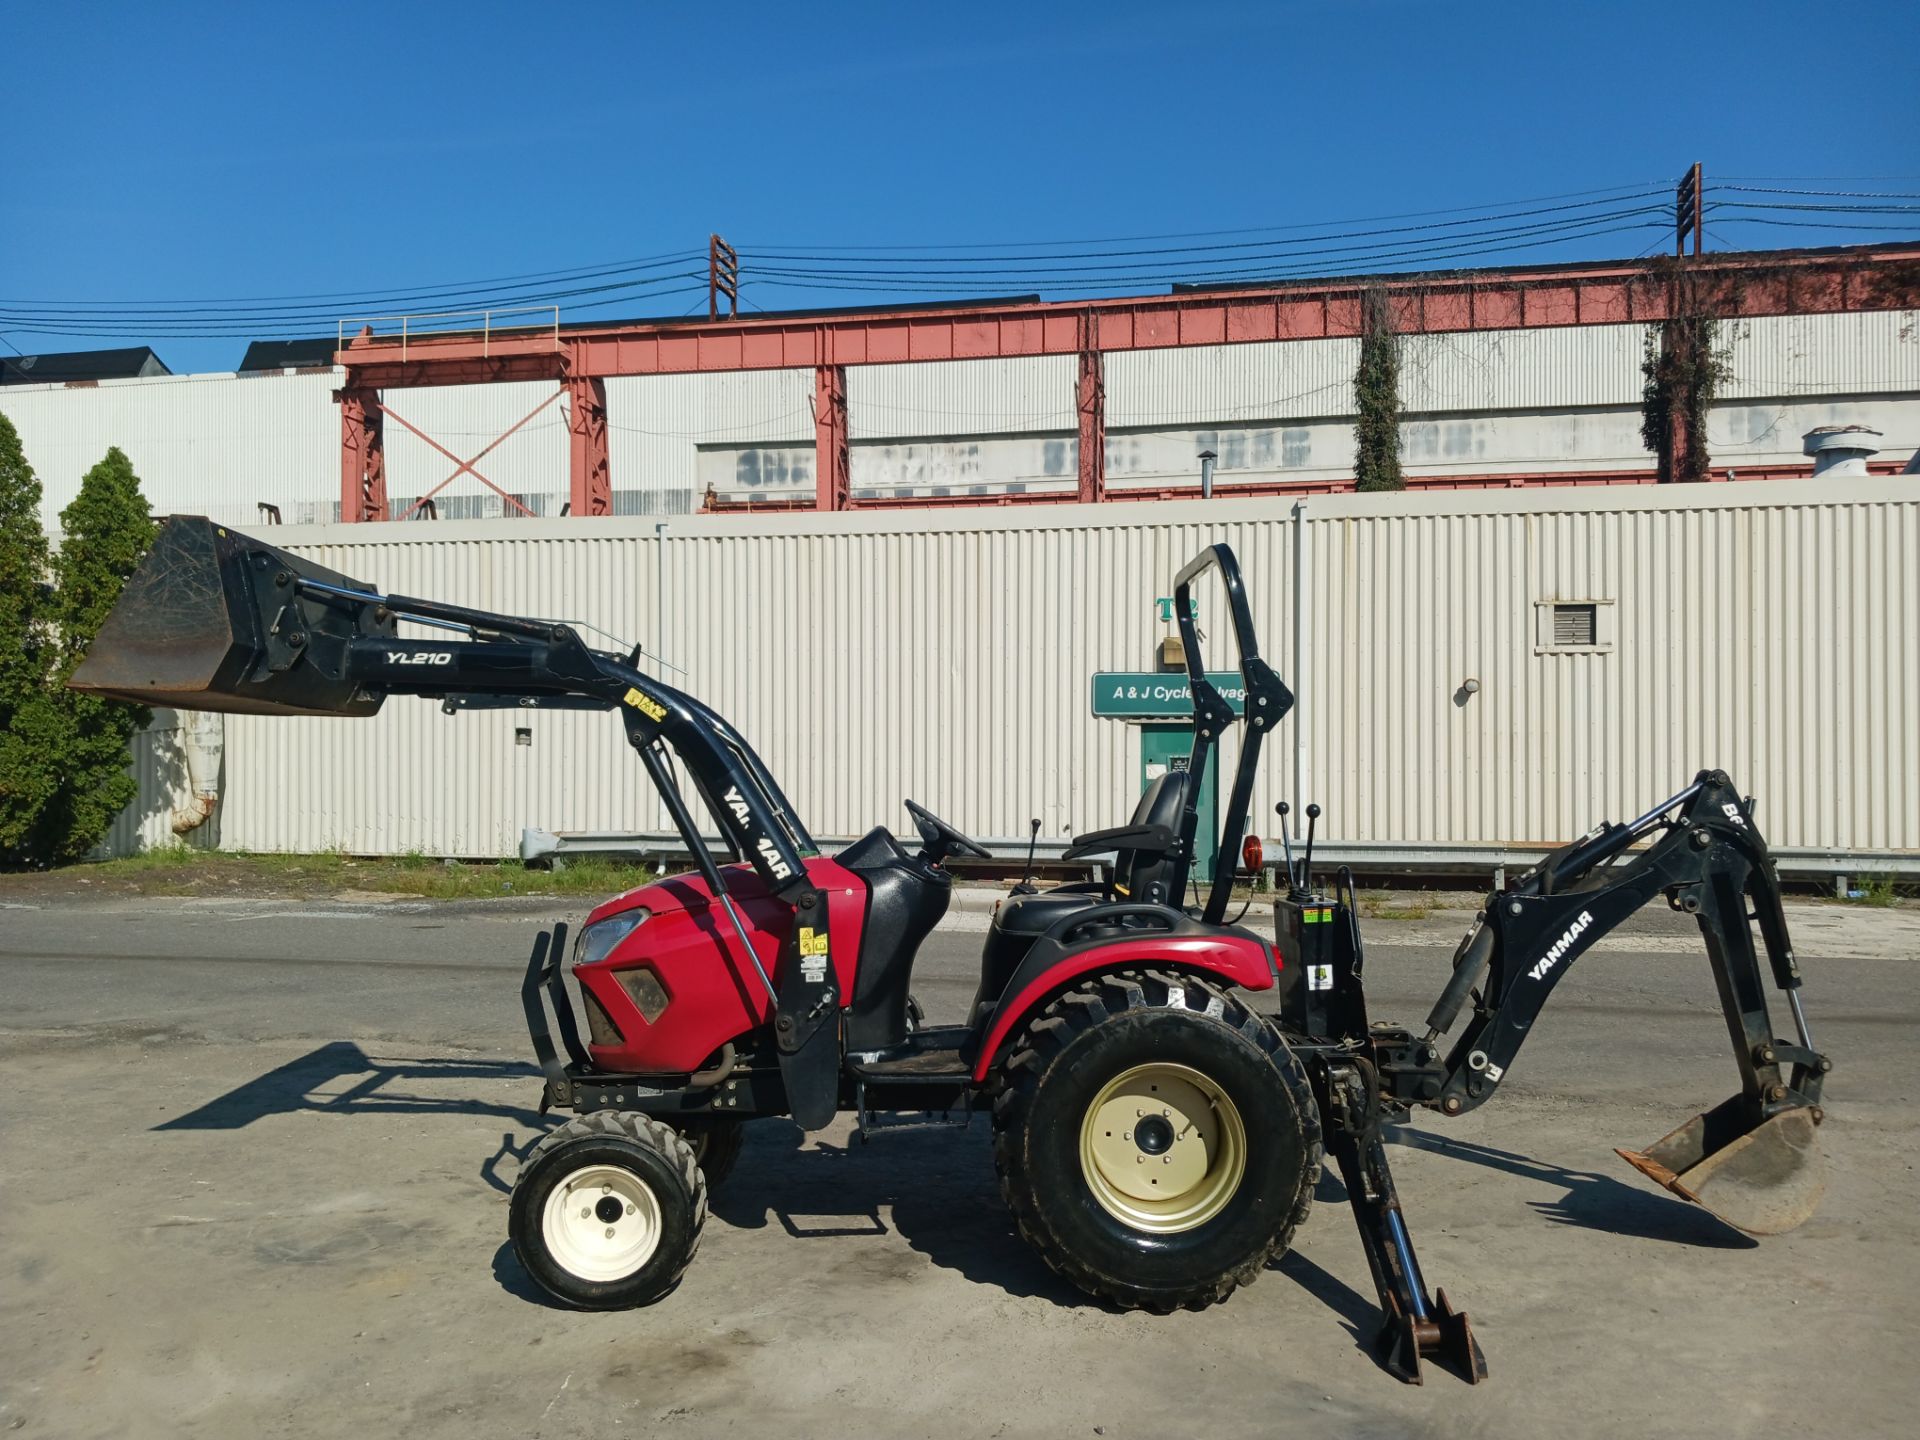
top-left (194, 477), bottom-right (1915, 861)
top-left (108, 710), bottom-right (219, 856)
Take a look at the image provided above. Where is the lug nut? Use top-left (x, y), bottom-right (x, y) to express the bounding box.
top-left (605, 1227), bottom-right (616, 1239)
top-left (580, 1207), bottom-right (590, 1219)
top-left (626, 1204), bottom-right (636, 1215)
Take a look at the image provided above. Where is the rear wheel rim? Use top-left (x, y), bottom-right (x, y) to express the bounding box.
top-left (540, 1163), bottom-right (664, 1282)
top-left (1079, 1061), bottom-right (1247, 1234)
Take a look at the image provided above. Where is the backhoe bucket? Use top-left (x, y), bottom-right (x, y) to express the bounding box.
top-left (1617, 1094), bottom-right (1825, 1236)
top-left (68, 516), bottom-right (393, 717)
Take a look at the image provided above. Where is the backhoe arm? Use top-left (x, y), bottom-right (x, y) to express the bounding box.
top-left (1409, 771), bottom-right (1828, 1124)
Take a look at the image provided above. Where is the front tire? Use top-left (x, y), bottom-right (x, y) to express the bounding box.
top-left (992, 970), bottom-right (1321, 1312)
top-left (510, 1111), bottom-right (706, 1308)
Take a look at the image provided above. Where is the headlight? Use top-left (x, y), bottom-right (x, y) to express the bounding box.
top-left (575, 909), bottom-right (649, 966)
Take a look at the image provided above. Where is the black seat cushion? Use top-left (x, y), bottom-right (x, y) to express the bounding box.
top-left (1114, 770), bottom-right (1190, 904)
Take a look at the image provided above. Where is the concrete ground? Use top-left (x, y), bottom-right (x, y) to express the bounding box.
top-left (0, 889), bottom-right (1915, 1439)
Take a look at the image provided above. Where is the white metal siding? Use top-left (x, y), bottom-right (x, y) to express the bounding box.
top-left (187, 479), bottom-right (1914, 861)
top-left (848, 356), bottom-right (1075, 439)
top-left (105, 710), bottom-right (219, 856)
top-left (1, 370), bottom-right (341, 528)
top-left (1722, 310), bottom-right (1920, 400)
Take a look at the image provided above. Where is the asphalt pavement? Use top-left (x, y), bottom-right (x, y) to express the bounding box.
top-left (1, 890), bottom-right (1916, 1439)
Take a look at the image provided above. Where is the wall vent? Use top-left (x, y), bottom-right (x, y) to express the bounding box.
top-left (1535, 598), bottom-right (1613, 653)
top-left (1553, 603), bottom-right (1597, 647)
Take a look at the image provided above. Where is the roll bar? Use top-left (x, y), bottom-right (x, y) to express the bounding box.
top-left (1172, 543), bottom-right (1294, 924)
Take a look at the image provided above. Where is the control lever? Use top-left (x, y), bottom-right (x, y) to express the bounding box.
top-left (1301, 803), bottom-right (1322, 892)
top-left (1011, 817), bottom-right (1042, 896)
top-left (1276, 801), bottom-right (1298, 890)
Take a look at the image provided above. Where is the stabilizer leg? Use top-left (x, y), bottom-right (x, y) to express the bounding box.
top-left (1318, 1059), bottom-right (1488, 1386)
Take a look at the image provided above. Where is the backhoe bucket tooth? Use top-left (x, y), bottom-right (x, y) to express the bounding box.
top-left (68, 516), bottom-right (392, 717)
top-left (1617, 1095), bottom-right (1826, 1237)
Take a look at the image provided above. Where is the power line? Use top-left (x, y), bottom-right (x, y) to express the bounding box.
top-left (747, 190), bottom-right (1671, 265)
top-left (1, 248), bottom-right (705, 309)
top-left (741, 205), bottom-right (1673, 283)
top-left (739, 180), bottom-right (1671, 250)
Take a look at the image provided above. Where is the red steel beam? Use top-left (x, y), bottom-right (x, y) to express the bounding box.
top-left (566, 375), bottom-right (612, 517)
top-left (701, 459), bottom-right (1908, 513)
top-left (335, 245), bottom-right (1920, 390)
top-left (1077, 338), bottom-right (1105, 504)
top-left (814, 364), bottom-right (851, 511)
top-left (337, 386), bottom-right (387, 522)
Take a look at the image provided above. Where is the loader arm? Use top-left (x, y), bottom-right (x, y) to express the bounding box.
top-left (70, 516), bottom-right (847, 1127)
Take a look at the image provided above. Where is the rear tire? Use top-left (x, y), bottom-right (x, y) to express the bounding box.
top-left (510, 1111), bottom-right (706, 1309)
top-left (992, 970), bottom-right (1320, 1312)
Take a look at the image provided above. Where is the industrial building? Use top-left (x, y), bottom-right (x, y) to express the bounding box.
top-left (3, 245), bottom-right (1914, 875)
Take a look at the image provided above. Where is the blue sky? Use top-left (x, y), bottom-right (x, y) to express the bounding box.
top-left (4, 0), bottom-right (1917, 373)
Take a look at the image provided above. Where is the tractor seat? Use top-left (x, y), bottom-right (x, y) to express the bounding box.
top-left (1062, 769), bottom-right (1192, 907)
top-left (991, 769), bottom-right (1193, 937)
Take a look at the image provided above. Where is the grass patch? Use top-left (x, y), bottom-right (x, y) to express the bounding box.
top-left (1848, 874), bottom-right (1904, 908)
top-left (0, 848), bottom-right (670, 902)
top-left (1368, 904), bottom-right (1433, 921)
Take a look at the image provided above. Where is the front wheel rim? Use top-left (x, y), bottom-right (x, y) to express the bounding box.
top-left (540, 1163), bottom-right (664, 1282)
top-left (1079, 1061), bottom-right (1247, 1234)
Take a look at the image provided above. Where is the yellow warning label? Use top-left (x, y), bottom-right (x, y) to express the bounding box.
top-left (622, 686), bottom-right (667, 721)
top-left (1303, 907), bottom-right (1333, 924)
top-left (798, 926), bottom-right (830, 957)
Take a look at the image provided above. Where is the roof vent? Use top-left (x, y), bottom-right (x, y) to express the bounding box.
top-left (1803, 424), bottom-right (1880, 477)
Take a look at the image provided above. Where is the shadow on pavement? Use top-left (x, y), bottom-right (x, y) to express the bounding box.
top-left (155, 1040), bottom-right (547, 1132)
top-left (1385, 1123), bottom-right (1758, 1249)
top-left (710, 1118), bottom-right (1089, 1304)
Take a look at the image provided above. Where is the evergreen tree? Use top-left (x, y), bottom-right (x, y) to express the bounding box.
top-left (1353, 287), bottom-right (1405, 492)
top-left (0, 414), bottom-right (56, 858)
top-left (28, 448), bottom-right (157, 862)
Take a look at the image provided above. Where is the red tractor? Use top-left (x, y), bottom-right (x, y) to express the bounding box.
top-left (75, 519), bottom-right (1831, 1384)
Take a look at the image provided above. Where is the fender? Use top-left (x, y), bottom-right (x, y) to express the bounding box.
top-left (968, 931), bottom-right (1277, 1083)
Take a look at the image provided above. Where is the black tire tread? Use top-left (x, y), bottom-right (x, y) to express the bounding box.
top-left (516, 1110), bottom-right (708, 1296)
top-left (991, 969), bottom-right (1322, 1312)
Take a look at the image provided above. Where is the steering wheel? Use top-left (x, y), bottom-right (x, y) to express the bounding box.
top-left (903, 799), bottom-right (993, 866)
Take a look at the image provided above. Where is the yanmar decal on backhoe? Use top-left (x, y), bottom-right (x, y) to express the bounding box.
top-left (1527, 910), bottom-right (1595, 981)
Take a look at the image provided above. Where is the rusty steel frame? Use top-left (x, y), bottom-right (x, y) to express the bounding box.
top-left (1077, 310), bottom-right (1106, 503)
top-left (813, 363), bottom-right (851, 512)
top-left (330, 244), bottom-right (1920, 519)
top-left (337, 386), bottom-right (389, 522)
top-left (566, 375), bottom-right (612, 518)
top-left (697, 459), bottom-right (1907, 514)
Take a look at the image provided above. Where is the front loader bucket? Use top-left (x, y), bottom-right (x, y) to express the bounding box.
top-left (69, 516), bottom-right (394, 716)
top-left (1617, 1094), bottom-right (1826, 1236)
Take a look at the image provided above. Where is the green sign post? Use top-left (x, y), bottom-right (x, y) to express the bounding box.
top-left (1089, 671), bottom-right (1248, 719)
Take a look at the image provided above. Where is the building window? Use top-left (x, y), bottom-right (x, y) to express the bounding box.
top-left (1535, 599), bottom-right (1613, 653)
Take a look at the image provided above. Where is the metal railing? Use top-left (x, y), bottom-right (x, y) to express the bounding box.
top-left (336, 305), bottom-right (560, 363)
